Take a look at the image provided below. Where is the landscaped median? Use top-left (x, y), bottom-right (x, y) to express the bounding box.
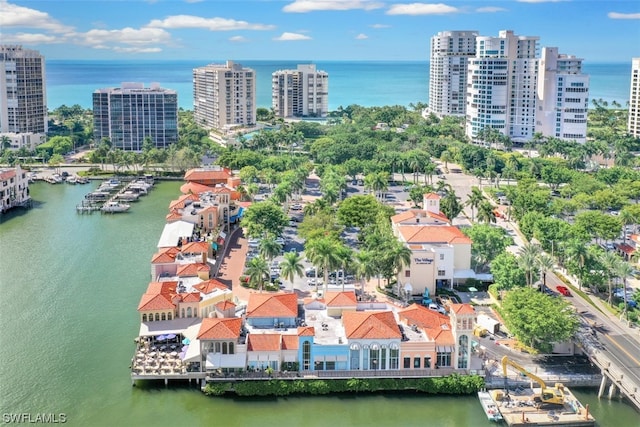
top-left (203, 374), bottom-right (484, 397)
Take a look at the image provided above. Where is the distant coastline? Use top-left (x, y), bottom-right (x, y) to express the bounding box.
top-left (45, 59), bottom-right (632, 111)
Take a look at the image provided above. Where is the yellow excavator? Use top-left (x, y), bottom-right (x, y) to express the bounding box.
top-left (500, 356), bottom-right (565, 406)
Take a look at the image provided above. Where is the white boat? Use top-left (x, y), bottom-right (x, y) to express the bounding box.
top-left (66, 175), bottom-right (78, 184)
top-left (101, 201), bottom-right (130, 213)
top-left (115, 191), bottom-right (140, 201)
top-left (478, 390), bottom-right (503, 422)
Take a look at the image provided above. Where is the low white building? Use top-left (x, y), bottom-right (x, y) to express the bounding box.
top-left (392, 193), bottom-right (472, 297)
top-left (0, 165), bottom-right (30, 213)
top-left (1, 132), bottom-right (45, 151)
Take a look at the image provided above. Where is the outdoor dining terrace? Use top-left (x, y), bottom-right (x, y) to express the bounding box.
top-left (131, 334), bottom-right (197, 377)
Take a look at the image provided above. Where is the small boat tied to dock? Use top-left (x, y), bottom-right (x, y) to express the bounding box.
top-left (76, 176), bottom-right (154, 214)
top-left (478, 390), bottom-right (503, 422)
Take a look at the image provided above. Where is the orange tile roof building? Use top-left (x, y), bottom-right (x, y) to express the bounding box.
top-left (392, 193), bottom-right (473, 298)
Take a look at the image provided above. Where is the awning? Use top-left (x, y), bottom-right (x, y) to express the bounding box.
top-left (436, 346), bottom-right (454, 353)
top-left (157, 220), bottom-right (195, 248)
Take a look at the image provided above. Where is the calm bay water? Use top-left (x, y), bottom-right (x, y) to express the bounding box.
top-left (44, 60), bottom-right (632, 111)
top-left (0, 183), bottom-right (637, 426)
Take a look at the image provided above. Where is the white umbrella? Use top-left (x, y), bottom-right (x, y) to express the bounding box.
top-left (170, 351), bottom-right (178, 357)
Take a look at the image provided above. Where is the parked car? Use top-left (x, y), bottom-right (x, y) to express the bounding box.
top-left (290, 203), bottom-right (303, 211)
top-left (556, 285), bottom-right (572, 297)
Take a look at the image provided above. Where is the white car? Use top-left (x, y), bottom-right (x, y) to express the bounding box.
top-left (275, 237), bottom-right (285, 245)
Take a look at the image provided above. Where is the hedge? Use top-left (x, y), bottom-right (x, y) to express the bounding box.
top-left (203, 374), bottom-right (484, 397)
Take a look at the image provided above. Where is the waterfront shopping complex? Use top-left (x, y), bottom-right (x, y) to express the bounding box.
top-left (131, 168), bottom-right (482, 384)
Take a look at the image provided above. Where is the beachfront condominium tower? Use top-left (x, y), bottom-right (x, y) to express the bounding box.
top-left (428, 31), bottom-right (478, 117)
top-left (92, 82), bottom-right (178, 151)
top-left (536, 47), bottom-right (589, 143)
top-left (629, 58), bottom-right (640, 138)
top-left (193, 61), bottom-right (256, 132)
top-left (465, 30), bottom-right (539, 144)
top-left (272, 64), bottom-right (329, 118)
top-left (0, 45), bottom-right (47, 145)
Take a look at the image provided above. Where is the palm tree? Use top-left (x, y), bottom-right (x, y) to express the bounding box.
top-left (599, 251), bottom-right (619, 305)
top-left (562, 238), bottom-right (587, 289)
top-left (354, 250), bottom-right (376, 297)
top-left (614, 261), bottom-right (633, 322)
top-left (466, 187), bottom-right (484, 222)
top-left (619, 209), bottom-right (637, 245)
top-left (476, 201), bottom-right (496, 224)
top-left (537, 254), bottom-right (556, 291)
top-left (388, 242), bottom-right (412, 297)
top-left (279, 251), bottom-right (304, 293)
top-left (440, 150), bottom-right (452, 172)
top-left (259, 236), bottom-right (282, 262)
top-left (305, 237), bottom-right (340, 295)
top-left (245, 256), bottom-right (270, 292)
top-left (519, 243), bottom-right (542, 287)
top-left (334, 244), bottom-right (353, 291)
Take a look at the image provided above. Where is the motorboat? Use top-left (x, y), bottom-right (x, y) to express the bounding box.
top-left (86, 191), bottom-right (111, 200)
top-left (115, 191), bottom-right (140, 202)
top-left (101, 201), bottom-right (130, 213)
top-left (478, 390), bottom-right (503, 422)
top-left (66, 175), bottom-right (78, 184)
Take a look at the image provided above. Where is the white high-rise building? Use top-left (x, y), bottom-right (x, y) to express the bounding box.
top-left (629, 58), bottom-right (640, 138)
top-left (0, 45), bottom-right (47, 145)
top-left (428, 31), bottom-right (478, 117)
top-left (272, 64), bottom-right (328, 118)
top-left (193, 61), bottom-right (256, 132)
top-left (465, 30), bottom-right (539, 144)
top-left (537, 48), bottom-right (589, 143)
top-left (93, 82), bottom-right (178, 151)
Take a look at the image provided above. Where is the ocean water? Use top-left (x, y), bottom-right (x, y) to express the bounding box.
top-left (45, 60), bottom-right (632, 111)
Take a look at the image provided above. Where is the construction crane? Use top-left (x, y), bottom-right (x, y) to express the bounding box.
top-left (501, 356), bottom-right (565, 406)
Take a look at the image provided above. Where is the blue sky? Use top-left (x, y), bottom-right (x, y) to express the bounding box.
top-left (1, 0), bottom-right (638, 61)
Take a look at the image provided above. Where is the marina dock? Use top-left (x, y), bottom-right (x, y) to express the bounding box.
top-left (76, 175), bottom-right (154, 214)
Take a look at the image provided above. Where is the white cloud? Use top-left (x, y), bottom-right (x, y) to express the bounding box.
top-left (147, 15), bottom-right (275, 31)
top-left (0, 32), bottom-right (60, 44)
top-left (113, 46), bottom-right (163, 53)
top-left (370, 24), bottom-right (391, 28)
top-left (608, 12), bottom-right (640, 20)
top-left (229, 35), bottom-right (249, 43)
top-left (283, 0), bottom-right (384, 13)
top-left (355, 33), bottom-right (368, 39)
top-left (0, 0), bottom-right (73, 33)
top-left (476, 6), bottom-right (507, 13)
top-left (273, 32), bottom-right (312, 41)
top-left (386, 3), bottom-right (460, 15)
top-left (78, 27), bottom-right (171, 47)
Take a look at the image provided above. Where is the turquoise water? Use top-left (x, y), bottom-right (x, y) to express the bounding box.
top-left (0, 183), bottom-right (637, 426)
top-left (45, 60), bottom-right (631, 111)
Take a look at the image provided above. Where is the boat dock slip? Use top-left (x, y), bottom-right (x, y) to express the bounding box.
top-left (489, 387), bottom-right (595, 427)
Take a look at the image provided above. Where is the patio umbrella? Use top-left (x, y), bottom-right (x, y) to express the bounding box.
top-left (165, 333), bottom-right (177, 340)
top-left (182, 338), bottom-right (191, 345)
top-left (178, 351), bottom-right (186, 360)
top-left (170, 351), bottom-right (178, 357)
top-left (181, 345), bottom-right (189, 352)
top-left (156, 335), bottom-right (166, 342)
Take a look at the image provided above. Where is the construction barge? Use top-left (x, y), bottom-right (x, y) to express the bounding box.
top-left (486, 356), bottom-right (595, 426)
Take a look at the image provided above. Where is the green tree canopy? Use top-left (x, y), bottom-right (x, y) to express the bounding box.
top-left (490, 252), bottom-right (526, 290)
top-left (336, 195), bottom-right (393, 229)
top-left (501, 287), bottom-right (580, 352)
top-left (241, 201), bottom-right (288, 239)
top-left (463, 224), bottom-right (512, 272)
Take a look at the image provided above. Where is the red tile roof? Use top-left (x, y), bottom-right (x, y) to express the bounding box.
top-left (181, 241), bottom-right (210, 254)
top-left (184, 168), bottom-right (232, 183)
top-left (424, 193), bottom-right (441, 200)
top-left (391, 209), bottom-right (450, 225)
top-left (247, 334), bottom-right (281, 351)
top-left (342, 311), bottom-right (401, 340)
top-left (151, 247), bottom-right (180, 264)
top-left (615, 243), bottom-right (636, 255)
top-left (247, 293), bottom-right (298, 319)
top-left (176, 263), bottom-right (210, 277)
top-left (180, 292), bottom-right (201, 303)
top-left (145, 281), bottom-right (178, 295)
top-left (324, 291), bottom-right (358, 307)
top-left (165, 211), bottom-right (183, 222)
top-left (0, 169), bottom-right (16, 181)
top-left (180, 182), bottom-right (216, 195)
top-left (398, 305), bottom-right (454, 343)
top-left (450, 303), bottom-right (475, 315)
top-left (197, 317), bottom-right (243, 340)
top-left (281, 335), bottom-right (299, 350)
top-left (298, 326), bottom-right (315, 336)
top-left (193, 279), bottom-right (229, 294)
top-left (137, 293), bottom-right (175, 311)
top-left (397, 225), bottom-right (472, 245)
top-left (215, 300), bottom-right (236, 310)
